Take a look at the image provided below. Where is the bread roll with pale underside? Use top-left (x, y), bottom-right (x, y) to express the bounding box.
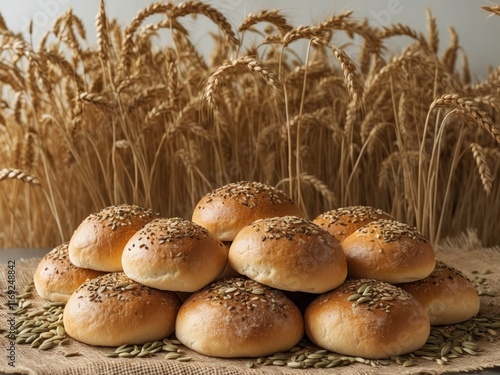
top-left (305, 278), bottom-right (430, 359)
top-left (341, 219), bottom-right (436, 283)
top-left (63, 272), bottom-right (181, 346)
top-left (122, 217), bottom-right (228, 292)
top-left (399, 260), bottom-right (480, 325)
top-left (192, 181), bottom-right (304, 242)
top-left (34, 242), bottom-right (105, 302)
top-left (229, 216), bottom-right (347, 293)
top-left (68, 204), bottom-right (160, 272)
top-left (313, 206), bottom-right (393, 242)
top-left (175, 277), bottom-right (304, 358)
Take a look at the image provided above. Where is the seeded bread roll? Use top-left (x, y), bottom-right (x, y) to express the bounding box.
top-left (63, 272), bottom-right (181, 346)
top-left (192, 181), bottom-right (304, 242)
top-left (399, 261), bottom-right (480, 325)
top-left (228, 216), bottom-right (347, 293)
top-left (122, 217), bottom-right (228, 292)
top-left (305, 278), bottom-right (430, 359)
top-left (68, 204), bottom-right (160, 272)
top-left (175, 277), bottom-right (304, 358)
top-left (33, 243), bottom-right (106, 302)
top-left (340, 219), bottom-right (436, 283)
top-left (313, 206), bottom-right (393, 242)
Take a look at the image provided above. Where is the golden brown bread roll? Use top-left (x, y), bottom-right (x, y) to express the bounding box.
top-left (313, 205), bottom-right (393, 242)
top-left (228, 216), bottom-right (347, 293)
top-left (68, 204), bottom-right (160, 272)
top-left (340, 219), bottom-right (436, 283)
top-left (399, 260), bottom-right (480, 325)
top-left (63, 272), bottom-right (181, 346)
top-left (33, 242), bottom-right (106, 302)
top-left (175, 277), bottom-right (304, 358)
top-left (305, 278), bottom-right (430, 359)
top-left (122, 217), bottom-right (228, 292)
top-left (192, 181), bottom-right (304, 242)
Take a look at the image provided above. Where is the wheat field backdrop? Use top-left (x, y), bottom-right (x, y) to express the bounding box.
top-left (0, 1), bottom-right (499, 248)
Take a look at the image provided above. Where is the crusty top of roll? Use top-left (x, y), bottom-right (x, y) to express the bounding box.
top-left (341, 219), bottom-right (436, 283)
top-left (228, 216), bottom-right (347, 293)
top-left (122, 217), bottom-right (228, 292)
top-left (305, 278), bottom-right (430, 359)
top-left (192, 181), bottom-right (304, 241)
top-left (313, 206), bottom-right (393, 242)
top-left (34, 242), bottom-right (106, 302)
top-left (399, 260), bottom-right (480, 325)
top-left (68, 204), bottom-right (160, 272)
top-left (175, 277), bottom-right (304, 358)
top-left (63, 272), bottom-right (181, 346)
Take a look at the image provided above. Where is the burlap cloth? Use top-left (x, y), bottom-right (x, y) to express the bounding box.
top-left (1, 230), bottom-right (500, 375)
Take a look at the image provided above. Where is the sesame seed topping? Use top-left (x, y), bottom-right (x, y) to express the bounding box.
top-left (204, 278), bottom-right (288, 313)
top-left (84, 204), bottom-right (160, 231)
top-left (75, 273), bottom-right (151, 303)
top-left (251, 216), bottom-right (324, 241)
top-left (204, 181), bottom-right (294, 208)
top-left (360, 219), bottom-right (428, 243)
top-left (316, 206), bottom-right (393, 228)
top-left (344, 279), bottom-right (410, 312)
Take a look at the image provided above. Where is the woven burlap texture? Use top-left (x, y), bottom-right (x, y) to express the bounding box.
top-left (1, 229), bottom-right (500, 375)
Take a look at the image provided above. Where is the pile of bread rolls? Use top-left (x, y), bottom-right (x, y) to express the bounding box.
top-left (33, 181), bottom-right (480, 360)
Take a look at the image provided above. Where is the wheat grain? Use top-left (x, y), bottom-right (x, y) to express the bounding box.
top-left (430, 94), bottom-right (500, 143)
top-left (0, 168), bottom-right (40, 186)
top-left (470, 143), bottom-right (493, 195)
top-left (311, 37), bottom-right (364, 104)
top-left (238, 10), bottom-right (293, 36)
top-left (95, 0), bottom-right (110, 60)
top-left (426, 8), bottom-right (439, 54)
top-left (441, 26), bottom-right (458, 73)
top-left (204, 56), bottom-right (282, 110)
top-left (482, 5), bottom-right (500, 16)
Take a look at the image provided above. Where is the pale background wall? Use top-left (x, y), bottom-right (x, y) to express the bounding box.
top-left (0, 0), bottom-right (498, 80)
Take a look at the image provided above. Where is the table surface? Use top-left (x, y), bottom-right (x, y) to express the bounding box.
top-left (1, 248), bottom-right (500, 375)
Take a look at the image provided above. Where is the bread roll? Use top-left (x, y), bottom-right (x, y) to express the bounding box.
top-left (63, 272), bottom-right (181, 346)
top-left (33, 243), bottom-right (105, 302)
top-left (229, 216), bottom-right (347, 293)
top-left (175, 277), bottom-right (304, 358)
top-left (313, 206), bottom-right (393, 242)
top-left (341, 219), bottom-right (436, 283)
top-left (192, 181), bottom-right (304, 241)
top-left (122, 217), bottom-right (228, 292)
top-left (68, 204), bottom-right (160, 272)
top-left (399, 261), bottom-right (480, 325)
top-left (305, 278), bottom-right (430, 359)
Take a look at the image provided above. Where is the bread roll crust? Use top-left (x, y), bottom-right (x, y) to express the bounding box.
top-left (229, 216), bottom-right (347, 293)
top-left (175, 277), bottom-right (304, 358)
top-left (68, 204), bottom-right (160, 272)
top-left (400, 261), bottom-right (480, 325)
top-left (192, 181), bottom-right (304, 241)
top-left (313, 206), bottom-right (393, 242)
top-left (63, 272), bottom-right (181, 346)
top-left (341, 219), bottom-right (436, 283)
top-left (122, 217), bottom-right (228, 292)
top-left (34, 243), bottom-right (105, 302)
top-left (305, 278), bottom-right (430, 359)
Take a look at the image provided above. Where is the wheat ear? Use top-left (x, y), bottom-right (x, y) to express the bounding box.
top-left (0, 168), bottom-right (40, 186)
top-left (470, 143), bottom-right (493, 195)
top-left (430, 94), bottom-right (500, 143)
